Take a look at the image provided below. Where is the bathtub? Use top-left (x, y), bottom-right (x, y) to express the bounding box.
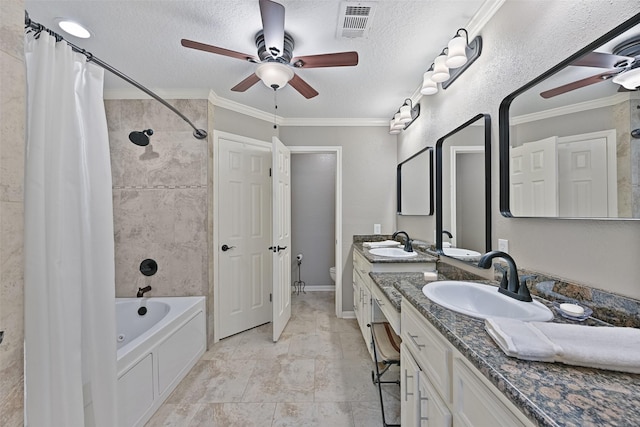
top-left (115, 296), bottom-right (206, 427)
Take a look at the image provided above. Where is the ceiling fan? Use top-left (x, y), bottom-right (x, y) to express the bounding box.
top-left (181, 0), bottom-right (358, 99)
top-left (540, 36), bottom-right (640, 99)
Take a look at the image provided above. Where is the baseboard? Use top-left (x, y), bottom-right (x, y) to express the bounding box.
top-left (295, 285), bottom-right (335, 292)
top-left (341, 311), bottom-right (356, 319)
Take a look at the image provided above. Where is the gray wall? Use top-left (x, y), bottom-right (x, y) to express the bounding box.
top-left (291, 153), bottom-right (336, 287)
top-left (398, 1), bottom-right (640, 299)
top-left (280, 126), bottom-right (397, 312)
top-left (0, 0), bottom-right (25, 424)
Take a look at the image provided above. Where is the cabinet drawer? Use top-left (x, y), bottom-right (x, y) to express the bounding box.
top-left (453, 357), bottom-right (530, 427)
top-left (402, 301), bottom-right (452, 404)
top-left (353, 251), bottom-right (368, 280)
top-left (371, 283), bottom-right (400, 335)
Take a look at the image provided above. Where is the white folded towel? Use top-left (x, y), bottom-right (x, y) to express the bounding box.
top-left (363, 240), bottom-right (401, 248)
top-left (485, 317), bottom-right (640, 374)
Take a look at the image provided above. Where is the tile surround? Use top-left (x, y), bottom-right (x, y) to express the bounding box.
top-left (0, 0), bottom-right (25, 423)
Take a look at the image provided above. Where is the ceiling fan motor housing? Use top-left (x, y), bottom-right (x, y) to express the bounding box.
top-left (256, 30), bottom-right (294, 63)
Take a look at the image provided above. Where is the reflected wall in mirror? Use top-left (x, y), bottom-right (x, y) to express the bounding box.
top-left (436, 114), bottom-right (491, 263)
top-left (397, 147), bottom-right (433, 215)
top-left (499, 12), bottom-right (640, 219)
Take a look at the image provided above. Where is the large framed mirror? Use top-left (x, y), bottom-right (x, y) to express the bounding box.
top-left (397, 146), bottom-right (434, 215)
top-left (499, 12), bottom-right (640, 219)
top-left (436, 114), bottom-right (491, 262)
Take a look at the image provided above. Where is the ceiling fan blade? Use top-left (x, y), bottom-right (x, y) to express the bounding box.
top-left (540, 70), bottom-right (619, 99)
top-left (231, 74), bottom-right (261, 92)
top-left (289, 74), bottom-right (319, 99)
top-left (571, 51), bottom-right (634, 68)
top-left (292, 52), bottom-right (359, 68)
top-left (259, 0), bottom-right (285, 58)
top-left (181, 39), bottom-right (257, 62)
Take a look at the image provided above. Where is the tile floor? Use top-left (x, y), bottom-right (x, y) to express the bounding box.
top-left (146, 291), bottom-right (401, 426)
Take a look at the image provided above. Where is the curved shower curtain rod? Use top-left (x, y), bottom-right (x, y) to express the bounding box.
top-left (24, 11), bottom-right (208, 140)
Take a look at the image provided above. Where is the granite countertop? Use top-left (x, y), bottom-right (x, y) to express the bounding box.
top-left (385, 274), bottom-right (640, 427)
top-left (353, 242), bottom-right (438, 264)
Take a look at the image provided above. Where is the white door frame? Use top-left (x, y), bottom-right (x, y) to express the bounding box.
top-left (449, 145), bottom-right (484, 247)
top-left (289, 146), bottom-right (343, 319)
top-left (213, 131), bottom-right (272, 343)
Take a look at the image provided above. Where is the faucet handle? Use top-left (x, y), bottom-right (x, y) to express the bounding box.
top-left (518, 275), bottom-right (535, 301)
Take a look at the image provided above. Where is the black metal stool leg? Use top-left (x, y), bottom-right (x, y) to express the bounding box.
top-left (368, 323), bottom-right (400, 427)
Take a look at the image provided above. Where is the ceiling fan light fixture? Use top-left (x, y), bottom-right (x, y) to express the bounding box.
top-left (431, 52), bottom-right (450, 83)
top-left (255, 62), bottom-right (294, 89)
top-left (612, 67), bottom-right (640, 90)
top-left (421, 70), bottom-right (438, 95)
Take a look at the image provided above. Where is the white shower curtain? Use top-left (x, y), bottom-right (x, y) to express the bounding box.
top-left (24, 33), bottom-right (117, 426)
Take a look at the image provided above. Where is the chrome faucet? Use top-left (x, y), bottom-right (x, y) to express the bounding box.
top-left (477, 251), bottom-right (532, 302)
top-left (137, 285), bottom-right (152, 298)
top-left (392, 230), bottom-right (413, 252)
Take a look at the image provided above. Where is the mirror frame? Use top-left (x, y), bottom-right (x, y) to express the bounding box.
top-left (397, 146), bottom-right (434, 216)
top-left (436, 113), bottom-right (492, 256)
top-left (498, 12), bottom-right (640, 219)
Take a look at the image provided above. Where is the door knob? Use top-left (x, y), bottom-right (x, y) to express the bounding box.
top-left (277, 245), bottom-right (287, 252)
top-left (268, 245), bottom-right (288, 252)
top-left (221, 244), bottom-right (235, 252)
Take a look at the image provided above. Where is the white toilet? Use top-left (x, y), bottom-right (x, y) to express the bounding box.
top-left (329, 266), bottom-right (336, 283)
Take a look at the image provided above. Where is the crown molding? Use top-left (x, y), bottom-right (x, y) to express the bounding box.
top-left (207, 90), bottom-right (387, 127)
top-left (510, 92), bottom-right (632, 125)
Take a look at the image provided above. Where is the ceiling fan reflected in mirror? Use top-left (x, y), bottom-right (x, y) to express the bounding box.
top-left (540, 36), bottom-right (640, 99)
top-left (181, 0), bottom-right (358, 99)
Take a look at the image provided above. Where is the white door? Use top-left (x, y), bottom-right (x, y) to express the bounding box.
top-left (510, 136), bottom-right (558, 216)
top-left (217, 136), bottom-right (272, 339)
top-left (272, 137), bottom-right (291, 342)
top-left (557, 132), bottom-right (612, 217)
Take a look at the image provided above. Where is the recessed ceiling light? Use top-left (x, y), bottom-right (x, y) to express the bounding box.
top-left (57, 20), bottom-right (91, 39)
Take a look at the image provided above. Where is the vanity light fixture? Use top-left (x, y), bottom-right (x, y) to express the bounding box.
top-left (420, 66), bottom-right (439, 95)
top-left (446, 28), bottom-right (470, 68)
top-left (431, 50), bottom-right (450, 82)
top-left (389, 98), bottom-right (420, 134)
top-left (421, 28), bottom-right (483, 92)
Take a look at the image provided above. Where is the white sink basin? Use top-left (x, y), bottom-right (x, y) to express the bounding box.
top-left (369, 247), bottom-right (418, 258)
top-left (442, 247), bottom-right (481, 261)
top-left (422, 281), bottom-right (554, 321)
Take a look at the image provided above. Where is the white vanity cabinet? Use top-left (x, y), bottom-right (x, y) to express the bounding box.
top-left (401, 300), bottom-right (534, 427)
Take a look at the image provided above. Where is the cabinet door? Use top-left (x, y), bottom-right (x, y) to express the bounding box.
top-left (362, 284), bottom-right (373, 357)
top-left (401, 344), bottom-right (420, 427)
top-left (453, 358), bottom-right (528, 427)
top-left (418, 370), bottom-right (452, 427)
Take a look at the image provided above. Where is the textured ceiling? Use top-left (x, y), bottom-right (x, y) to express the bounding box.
top-left (25, 0), bottom-right (486, 120)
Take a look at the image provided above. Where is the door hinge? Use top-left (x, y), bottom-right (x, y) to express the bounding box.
top-left (269, 167), bottom-right (272, 177)
top-left (270, 293), bottom-right (272, 302)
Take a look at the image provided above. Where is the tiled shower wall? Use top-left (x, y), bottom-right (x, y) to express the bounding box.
top-left (0, 0), bottom-right (25, 425)
top-left (105, 99), bottom-right (211, 342)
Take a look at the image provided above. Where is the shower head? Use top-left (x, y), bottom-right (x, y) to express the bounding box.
top-left (129, 129), bottom-right (154, 146)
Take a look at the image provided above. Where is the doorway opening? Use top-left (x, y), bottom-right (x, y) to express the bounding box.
top-left (289, 147), bottom-right (343, 319)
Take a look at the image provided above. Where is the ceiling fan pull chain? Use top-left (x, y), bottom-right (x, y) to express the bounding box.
top-left (273, 87), bottom-right (278, 129)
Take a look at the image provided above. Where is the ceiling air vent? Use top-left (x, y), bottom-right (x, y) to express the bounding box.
top-left (337, 2), bottom-right (377, 39)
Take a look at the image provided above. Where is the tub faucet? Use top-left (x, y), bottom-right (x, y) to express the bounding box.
top-left (392, 230), bottom-right (413, 252)
top-left (137, 285), bottom-right (152, 298)
top-left (477, 251), bottom-right (532, 302)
